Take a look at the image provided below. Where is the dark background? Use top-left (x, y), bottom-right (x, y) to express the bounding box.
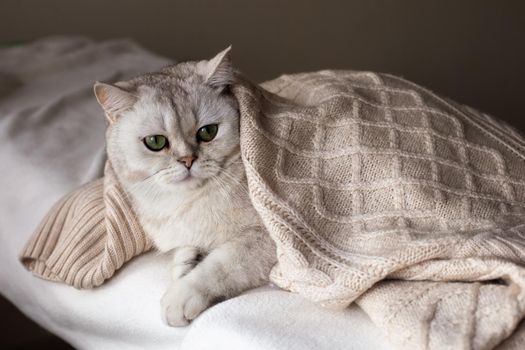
top-left (1, 1), bottom-right (525, 125)
top-left (1, 1), bottom-right (524, 349)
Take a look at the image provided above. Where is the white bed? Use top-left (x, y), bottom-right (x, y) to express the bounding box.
top-left (0, 37), bottom-right (391, 350)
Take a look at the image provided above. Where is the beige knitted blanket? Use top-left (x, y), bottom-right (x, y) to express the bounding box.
top-left (21, 71), bottom-right (525, 349)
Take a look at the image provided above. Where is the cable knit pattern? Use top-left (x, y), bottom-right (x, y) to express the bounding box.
top-left (20, 70), bottom-right (525, 349)
top-left (234, 71), bottom-right (525, 350)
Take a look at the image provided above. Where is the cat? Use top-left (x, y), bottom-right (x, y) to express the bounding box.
top-left (94, 47), bottom-right (276, 327)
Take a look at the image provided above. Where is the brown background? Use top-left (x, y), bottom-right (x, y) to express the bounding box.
top-left (1, 0), bottom-right (524, 126)
top-left (0, 1), bottom-right (524, 349)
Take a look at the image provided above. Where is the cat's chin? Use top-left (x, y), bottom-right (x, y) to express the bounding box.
top-left (169, 175), bottom-right (208, 191)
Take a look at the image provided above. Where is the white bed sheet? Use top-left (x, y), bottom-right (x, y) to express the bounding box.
top-left (0, 37), bottom-right (391, 350)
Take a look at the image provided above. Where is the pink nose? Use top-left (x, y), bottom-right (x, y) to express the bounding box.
top-left (178, 155), bottom-right (197, 169)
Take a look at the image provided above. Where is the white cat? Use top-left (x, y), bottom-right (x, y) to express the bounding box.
top-left (94, 47), bottom-right (276, 327)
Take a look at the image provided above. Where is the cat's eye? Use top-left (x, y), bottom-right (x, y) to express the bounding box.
top-left (196, 124), bottom-right (218, 142)
top-left (143, 135), bottom-right (168, 151)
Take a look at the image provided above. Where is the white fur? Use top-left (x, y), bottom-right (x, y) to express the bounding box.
top-left (96, 49), bottom-right (276, 326)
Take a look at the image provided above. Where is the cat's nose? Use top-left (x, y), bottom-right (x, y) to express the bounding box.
top-left (178, 155), bottom-right (197, 169)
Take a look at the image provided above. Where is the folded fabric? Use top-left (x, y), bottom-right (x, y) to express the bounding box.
top-left (21, 70), bottom-right (525, 349)
top-left (237, 71), bottom-right (525, 350)
top-left (21, 163), bottom-right (153, 288)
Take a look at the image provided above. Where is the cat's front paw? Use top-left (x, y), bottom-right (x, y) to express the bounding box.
top-left (161, 279), bottom-right (212, 327)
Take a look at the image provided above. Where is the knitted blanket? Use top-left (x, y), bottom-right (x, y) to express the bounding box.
top-left (21, 71), bottom-right (525, 349)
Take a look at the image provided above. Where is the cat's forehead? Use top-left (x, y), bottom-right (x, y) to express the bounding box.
top-left (122, 63), bottom-right (234, 127)
top-left (132, 74), bottom-right (183, 94)
top-left (131, 70), bottom-right (209, 102)
top-left (139, 81), bottom-right (189, 104)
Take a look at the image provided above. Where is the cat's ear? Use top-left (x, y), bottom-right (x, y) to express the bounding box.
top-left (203, 46), bottom-right (234, 89)
top-left (93, 82), bottom-right (137, 123)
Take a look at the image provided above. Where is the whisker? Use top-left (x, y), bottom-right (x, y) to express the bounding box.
top-left (205, 163), bottom-right (251, 202)
top-left (211, 173), bottom-right (248, 203)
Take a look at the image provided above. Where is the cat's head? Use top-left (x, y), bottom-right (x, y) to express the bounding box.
top-left (94, 47), bottom-right (240, 193)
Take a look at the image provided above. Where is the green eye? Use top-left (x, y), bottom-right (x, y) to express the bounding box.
top-left (196, 124), bottom-right (218, 142)
top-left (143, 135), bottom-right (168, 151)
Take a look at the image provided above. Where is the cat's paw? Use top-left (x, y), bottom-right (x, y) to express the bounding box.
top-left (161, 280), bottom-right (212, 327)
top-left (171, 246), bottom-right (202, 280)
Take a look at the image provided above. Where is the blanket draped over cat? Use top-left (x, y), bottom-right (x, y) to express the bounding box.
top-left (21, 70), bottom-right (525, 350)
